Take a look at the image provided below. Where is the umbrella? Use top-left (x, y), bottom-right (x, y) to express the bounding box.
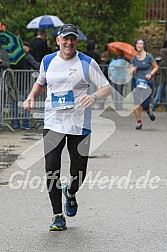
top-left (0, 22), bottom-right (6, 31)
top-left (51, 27), bottom-right (87, 41)
top-left (0, 30), bottom-right (25, 65)
top-left (107, 42), bottom-right (137, 60)
top-left (26, 15), bottom-right (64, 29)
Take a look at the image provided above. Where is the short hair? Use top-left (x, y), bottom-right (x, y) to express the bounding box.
top-left (101, 51), bottom-right (109, 58)
top-left (23, 41), bottom-right (30, 47)
top-left (86, 42), bottom-right (95, 51)
top-left (37, 29), bottom-right (46, 36)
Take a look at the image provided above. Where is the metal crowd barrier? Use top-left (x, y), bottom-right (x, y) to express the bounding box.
top-left (0, 69), bottom-right (45, 132)
top-left (153, 66), bottom-right (167, 106)
top-left (101, 63), bottom-right (167, 109)
top-left (0, 66), bottom-right (167, 132)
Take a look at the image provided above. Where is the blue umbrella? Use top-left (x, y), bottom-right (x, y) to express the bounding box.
top-left (26, 15), bottom-right (64, 29)
top-left (0, 30), bottom-right (25, 65)
top-left (51, 28), bottom-right (87, 41)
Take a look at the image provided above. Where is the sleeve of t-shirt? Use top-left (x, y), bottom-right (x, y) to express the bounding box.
top-left (89, 58), bottom-right (110, 89)
top-left (130, 56), bottom-right (135, 65)
top-left (36, 60), bottom-right (46, 86)
top-left (147, 53), bottom-right (155, 63)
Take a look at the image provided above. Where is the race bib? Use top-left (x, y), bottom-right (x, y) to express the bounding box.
top-left (136, 78), bottom-right (148, 89)
top-left (51, 90), bottom-right (74, 110)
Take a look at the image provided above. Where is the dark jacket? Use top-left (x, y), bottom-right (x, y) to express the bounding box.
top-left (85, 43), bottom-right (101, 65)
top-left (156, 48), bottom-right (167, 84)
top-left (12, 52), bottom-right (40, 70)
top-left (4, 68), bottom-right (18, 101)
top-left (100, 60), bottom-right (110, 80)
top-left (0, 48), bottom-right (18, 100)
top-left (0, 48), bottom-right (10, 69)
top-left (30, 37), bottom-right (50, 63)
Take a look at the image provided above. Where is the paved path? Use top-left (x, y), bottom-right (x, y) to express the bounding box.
top-left (0, 110), bottom-right (167, 252)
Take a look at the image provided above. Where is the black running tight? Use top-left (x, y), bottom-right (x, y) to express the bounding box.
top-left (43, 129), bottom-right (90, 214)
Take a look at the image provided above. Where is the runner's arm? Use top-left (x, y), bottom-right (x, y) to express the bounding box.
top-left (23, 82), bottom-right (46, 110)
top-left (79, 85), bottom-right (111, 108)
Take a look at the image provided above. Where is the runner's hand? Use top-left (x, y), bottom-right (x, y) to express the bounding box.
top-left (23, 97), bottom-right (34, 110)
top-left (78, 94), bottom-right (95, 107)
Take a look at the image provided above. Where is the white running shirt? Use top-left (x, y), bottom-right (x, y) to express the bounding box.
top-left (36, 51), bottom-right (109, 135)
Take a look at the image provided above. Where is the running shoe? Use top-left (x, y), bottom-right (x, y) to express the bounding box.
top-left (49, 214), bottom-right (67, 231)
top-left (147, 110), bottom-right (155, 121)
top-left (63, 185), bottom-right (78, 217)
top-left (136, 123), bottom-right (142, 130)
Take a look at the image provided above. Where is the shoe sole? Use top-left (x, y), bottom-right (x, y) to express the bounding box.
top-left (50, 225), bottom-right (67, 231)
top-left (147, 112), bottom-right (155, 121)
top-left (136, 125), bottom-right (142, 130)
top-left (150, 117), bottom-right (155, 121)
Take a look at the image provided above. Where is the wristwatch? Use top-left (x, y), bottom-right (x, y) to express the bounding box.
top-left (91, 93), bottom-right (97, 102)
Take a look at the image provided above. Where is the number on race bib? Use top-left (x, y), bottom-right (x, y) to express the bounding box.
top-left (51, 90), bottom-right (74, 110)
top-left (58, 97), bottom-right (66, 104)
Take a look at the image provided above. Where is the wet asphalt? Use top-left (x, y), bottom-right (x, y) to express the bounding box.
top-left (0, 109), bottom-right (167, 252)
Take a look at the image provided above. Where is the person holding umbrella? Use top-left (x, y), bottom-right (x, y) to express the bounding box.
top-left (11, 41), bottom-right (40, 129)
top-left (0, 30), bottom-right (26, 66)
top-left (131, 38), bottom-right (158, 129)
top-left (23, 23), bottom-right (111, 231)
top-left (0, 40), bottom-right (10, 91)
top-left (0, 41), bottom-right (10, 127)
top-left (108, 48), bottom-right (129, 110)
top-left (0, 41), bottom-right (10, 71)
top-left (29, 29), bottom-right (52, 62)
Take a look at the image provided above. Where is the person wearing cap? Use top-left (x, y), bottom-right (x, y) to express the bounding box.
top-left (23, 23), bottom-right (111, 231)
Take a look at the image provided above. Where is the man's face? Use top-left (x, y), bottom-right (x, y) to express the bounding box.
top-left (56, 34), bottom-right (78, 59)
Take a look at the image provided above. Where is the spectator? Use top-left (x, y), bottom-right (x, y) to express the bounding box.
top-left (11, 41), bottom-right (40, 129)
top-left (100, 51), bottom-right (110, 80)
top-left (85, 40), bottom-right (101, 64)
top-left (0, 40), bottom-right (10, 94)
top-left (53, 42), bottom-right (60, 52)
top-left (0, 40), bottom-right (18, 100)
top-left (163, 40), bottom-right (167, 48)
top-left (12, 41), bottom-right (40, 70)
top-left (29, 29), bottom-right (51, 62)
top-left (99, 51), bottom-right (110, 109)
top-left (85, 40), bottom-right (101, 104)
top-left (108, 49), bottom-right (129, 110)
top-left (0, 41), bottom-right (10, 111)
top-left (152, 48), bottom-right (167, 111)
top-left (47, 40), bottom-right (53, 54)
top-left (0, 41), bottom-right (10, 71)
